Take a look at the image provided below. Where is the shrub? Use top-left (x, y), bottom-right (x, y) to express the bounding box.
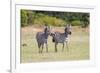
top-left (71, 20), bottom-right (82, 26)
top-left (21, 10), bottom-right (28, 27)
top-left (34, 15), bottom-right (66, 27)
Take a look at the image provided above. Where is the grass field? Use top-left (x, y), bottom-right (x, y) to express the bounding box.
top-left (21, 26), bottom-right (89, 63)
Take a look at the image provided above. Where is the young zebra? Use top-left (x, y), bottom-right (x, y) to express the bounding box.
top-left (50, 25), bottom-right (72, 52)
top-left (36, 26), bottom-right (51, 53)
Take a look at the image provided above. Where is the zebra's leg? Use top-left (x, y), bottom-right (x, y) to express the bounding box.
top-left (62, 43), bottom-right (64, 52)
top-left (41, 44), bottom-right (44, 53)
top-left (39, 47), bottom-right (40, 53)
top-left (38, 43), bottom-right (41, 53)
top-left (66, 42), bottom-right (69, 51)
top-left (55, 43), bottom-right (58, 52)
top-left (46, 43), bottom-right (48, 53)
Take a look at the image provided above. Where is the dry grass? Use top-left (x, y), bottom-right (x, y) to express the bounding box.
top-left (21, 26), bottom-right (89, 63)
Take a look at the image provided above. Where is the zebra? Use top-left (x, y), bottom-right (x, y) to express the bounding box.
top-left (50, 25), bottom-right (72, 52)
top-left (36, 26), bottom-right (51, 53)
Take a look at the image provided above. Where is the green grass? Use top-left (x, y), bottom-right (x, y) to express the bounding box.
top-left (21, 26), bottom-right (89, 63)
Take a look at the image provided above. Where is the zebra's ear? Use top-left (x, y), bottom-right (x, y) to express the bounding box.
top-left (47, 26), bottom-right (52, 30)
top-left (66, 24), bottom-right (72, 28)
top-left (45, 25), bottom-right (48, 27)
top-left (69, 24), bottom-right (72, 26)
top-left (68, 24), bottom-right (72, 28)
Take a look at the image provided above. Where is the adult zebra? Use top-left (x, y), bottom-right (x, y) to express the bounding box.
top-left (50, 25), bottom-right (72, 52)
top-left (36, 26), bottom-right (51, 53)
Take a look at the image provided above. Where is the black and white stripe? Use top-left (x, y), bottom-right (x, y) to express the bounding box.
top-left (50, 25), bottom-right (72, 52)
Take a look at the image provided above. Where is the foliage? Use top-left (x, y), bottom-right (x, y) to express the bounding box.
top-left (21, 10), bottom-right (28, 27)
top-left (71, 20), bottom-right (82, 26)
top-left (21, 10), bottom-right (89, 27)
top-left (34, 15), bottom-right (66, 26)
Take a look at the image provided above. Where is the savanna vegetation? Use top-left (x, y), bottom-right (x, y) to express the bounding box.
top-left (21, 10), bottom-right (89, 27)
top-left (21, 26), bottom-right (89, 63)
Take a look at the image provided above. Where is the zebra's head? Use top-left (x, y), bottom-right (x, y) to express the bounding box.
top-left (65, 24), bottom-right (72, 35)
top-left (44, 26), bottom-right (51, 35)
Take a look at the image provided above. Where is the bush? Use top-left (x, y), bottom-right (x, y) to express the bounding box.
top-left (34, 15), bottom-right (66, 26)
top-left (53, 18), bottom-right (66, 26)
top-left (71, 20), bottom-right (82, 26)
top-left (21, 10), bottom-right (89, 27)
top-left (21, 10), bottom-right (28, 27)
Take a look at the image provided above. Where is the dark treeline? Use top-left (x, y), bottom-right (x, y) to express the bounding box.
top-left (21, 9), bottom-right (89, 27)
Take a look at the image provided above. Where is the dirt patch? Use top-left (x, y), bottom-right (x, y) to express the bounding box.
top-left (21, 26), bottom-right (89, 33)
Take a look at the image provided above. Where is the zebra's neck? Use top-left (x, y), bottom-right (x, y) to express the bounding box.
top-left (64, 32), bottom-right (68, 37)
top-left (44, 33), bottom-right (49, 39)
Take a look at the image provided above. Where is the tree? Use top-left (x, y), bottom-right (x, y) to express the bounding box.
top-left (21, 10), bottom-right (28, 27)
top-left (21, 10), bottom-right (90, 27)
